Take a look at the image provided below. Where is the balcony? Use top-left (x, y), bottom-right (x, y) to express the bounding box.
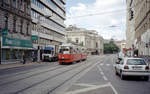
top-left (31, 4), bottom-right (65, 27)
top-left (32, 18), bottom-right (65, 35)
top-left (40, 0), bottom-right (65, 19)
top-left (60, 0), bottom-right (66, 4)
top-left (52, 0), bottom-right (65, 11)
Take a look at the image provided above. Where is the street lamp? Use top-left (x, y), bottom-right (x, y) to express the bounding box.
top-left (36, 14), bottom-right (53, 62)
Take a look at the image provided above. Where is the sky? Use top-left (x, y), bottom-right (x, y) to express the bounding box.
top-left (65, 0), bottom-right (127, 41)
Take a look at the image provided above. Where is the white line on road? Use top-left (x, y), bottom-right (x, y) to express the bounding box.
top-left (108, 82), bottom-right (118, 94)
top-left (65, 83), bottom-right (110, 94)
top-left (75, 83), bottom-right (97, 87)
top-left (100, 63), bottom-right (104, 66)
top-left (103, 76), bottom-right (108, 81)
top-left (97, 66), bottom-right (108, 81)
top-left (100, 72), bottom-right (104, 75)
top-left (106, 64), bottom-right (110, 66)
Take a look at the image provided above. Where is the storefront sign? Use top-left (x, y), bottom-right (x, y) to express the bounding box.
top-left (2, 29), bottom-right (8, 36)
top-left (31, 35), bottom-right (38, 40)
top-left (2, 37), bottom-right (33, 48)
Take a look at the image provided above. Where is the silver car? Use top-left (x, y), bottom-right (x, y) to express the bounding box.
top-left (114, 57), bottom-right (150, 81)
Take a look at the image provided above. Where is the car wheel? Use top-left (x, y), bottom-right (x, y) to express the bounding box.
top-left (115, 68), bottom-right (118, 75)
top-left (144, 76), bottom-right (149, 81)
top-left (115, 71), bottom-right (118, 75)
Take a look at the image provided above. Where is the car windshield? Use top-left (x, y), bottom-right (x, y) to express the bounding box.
top-left (127, 59), bottom-right (146, 65)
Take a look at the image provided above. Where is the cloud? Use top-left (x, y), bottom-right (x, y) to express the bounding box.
top-left (65, 0), bottom-right (126, 41)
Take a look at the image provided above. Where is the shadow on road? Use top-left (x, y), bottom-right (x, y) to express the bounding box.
top-left (123, 76), bottom-right (150, 82)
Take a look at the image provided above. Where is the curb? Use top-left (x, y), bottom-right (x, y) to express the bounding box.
top-left (0, 62), bottom-right (38, 70)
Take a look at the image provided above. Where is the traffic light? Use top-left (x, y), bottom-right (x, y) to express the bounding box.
top-left (131, 10), bottom-right (134, 19)
top-left (129, 9), bottom-right (134, 20)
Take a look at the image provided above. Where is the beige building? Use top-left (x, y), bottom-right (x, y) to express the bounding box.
top-left (126, 0), bottom-right (135, 49)
top-left (0, 0), bottom-right (32, 64)
top-left (66, 26), bottom-right (104, 55)
top-left (115, 40), bottom-right (126, 52)
top-left (126, 0), bottom-right (150, 56)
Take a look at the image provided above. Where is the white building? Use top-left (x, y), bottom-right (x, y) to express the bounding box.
top-left (31, 0), bottom-right (66, 56)
top-left (66, 26), bottom-right (104, 55)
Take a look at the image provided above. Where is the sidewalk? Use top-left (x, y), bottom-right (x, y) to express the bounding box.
top-left (0, 62), bottom-right (38, 70)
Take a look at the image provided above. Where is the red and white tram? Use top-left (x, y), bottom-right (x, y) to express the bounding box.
top-left (58, 43), bottom-right (88, 64)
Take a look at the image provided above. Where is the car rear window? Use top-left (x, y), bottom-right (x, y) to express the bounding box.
top-left (127, 59), bottom-right (146, 65)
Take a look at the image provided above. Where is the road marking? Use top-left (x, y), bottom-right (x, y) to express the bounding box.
top-left (100, 63), bottom-right (104, 66)
top-left (75, 83), bottom-right (97, 87)
top-left (97, 66), bottom-right (108, 81)
top-left (106, 64), bottom-right (110, 66)
top-left (100, 72), bottom-right (104, 75)
top-left (109, 82), bottom-right (118, 94)
top-left (65, 83), bottom-right (110, 94)
top-left (103, 76), bottom-right (108, 81)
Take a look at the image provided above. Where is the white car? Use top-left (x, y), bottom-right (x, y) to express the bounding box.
top-left (114, 57), bottom-right (150, 81)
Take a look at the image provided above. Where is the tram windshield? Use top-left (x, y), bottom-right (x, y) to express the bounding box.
top-left (59, 46), bottom-right (72, 54)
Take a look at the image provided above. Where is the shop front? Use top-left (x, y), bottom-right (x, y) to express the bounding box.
top-left (1, 37), bottom-right (33, 64)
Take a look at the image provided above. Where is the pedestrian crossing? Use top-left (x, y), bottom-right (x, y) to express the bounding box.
top-left (99, 63), bottom-right (112, 66)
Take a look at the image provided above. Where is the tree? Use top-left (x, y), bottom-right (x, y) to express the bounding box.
top-left (104, 41), bottom-right (119, 54)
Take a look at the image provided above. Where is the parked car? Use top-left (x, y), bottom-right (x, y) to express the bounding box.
top-left (114, 57), bottom-right (150, 81)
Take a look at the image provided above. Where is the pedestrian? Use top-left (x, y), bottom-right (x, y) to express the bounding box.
top-left (32, 51), bottom-right (35, 62)
top-left (23, 55), bottom-right (26, 64)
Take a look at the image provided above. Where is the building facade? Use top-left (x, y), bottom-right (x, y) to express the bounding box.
top-left (126, 0), bottom-right (135, 49)
top-left (30, 0), bottom-right (66, 59)
top-left (126, 0), bottom-right (150, 56)
top-left (0, 0), bottom-right (32, 64)
top-left (66, 26), bottom-right (104, 55)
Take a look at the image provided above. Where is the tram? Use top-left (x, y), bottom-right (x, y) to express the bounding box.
top-left (58, 43), bottom-right (88, 64)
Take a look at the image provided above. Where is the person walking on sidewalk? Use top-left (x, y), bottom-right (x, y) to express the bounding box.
top-left (23, 55), bottom-right (26, 64)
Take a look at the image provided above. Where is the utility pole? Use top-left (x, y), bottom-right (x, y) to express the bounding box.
top-left (37, 16), bottom-right (41, 63)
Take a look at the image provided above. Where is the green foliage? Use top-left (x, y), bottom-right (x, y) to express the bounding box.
top-left (104, 42), bottom-right (119, 54)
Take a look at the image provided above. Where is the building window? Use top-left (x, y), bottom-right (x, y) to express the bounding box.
top-left (12, 0), bottom-right (16, 8)
top-left (96, 42), bottom-right (98, 48)
top-left (20, 20), bottom-right (23, 34)
top-left (76, 38), bottom-right (79, 43)
top-left (13, 17), bottom-right (17, 32)
top-left (26, 23), bottom-right (29, 35)
top-left (4, 0), bottom-right (10, 5)
top-left (4, 15), bottom-right (8, 29)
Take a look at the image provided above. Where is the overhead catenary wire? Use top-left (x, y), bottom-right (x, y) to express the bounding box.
top-left (67, 9), bottom-right (126, 19)
top-left (67, 0), bottom-right (147, 19)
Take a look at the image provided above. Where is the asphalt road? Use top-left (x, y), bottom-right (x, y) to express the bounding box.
top-left (0, 55), bottom-right (150, 94)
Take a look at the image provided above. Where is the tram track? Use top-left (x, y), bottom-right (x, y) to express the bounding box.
top-left (0, 65), bottom-right (64, 86)
top-left (47, 57), bottom-right (102, 94)
top-left (47, 59), bottom-right (101, 94)
top-left (0, 62), bottom-right (59, 80)
top-left (13, 56), bottom-right (101, 94)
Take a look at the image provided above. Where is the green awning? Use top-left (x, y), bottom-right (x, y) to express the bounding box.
top-left (2, 37), bottom-right (33, 48)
